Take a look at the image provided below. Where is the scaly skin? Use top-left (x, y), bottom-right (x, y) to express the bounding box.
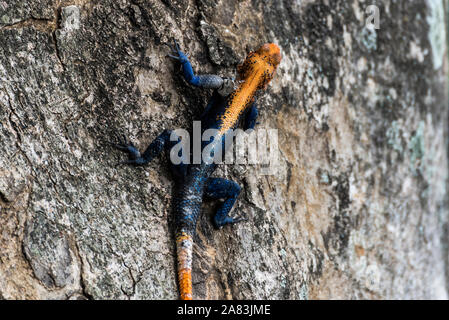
top-left (113, 41), bottom-right (281, 300)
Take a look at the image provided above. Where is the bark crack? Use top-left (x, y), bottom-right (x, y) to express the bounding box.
top-left (0, 17), bottom-right (57, 32)
top-left (51, 11), bottom-right (66, 72)
top-left (73, 240), bottom-right (94, 300)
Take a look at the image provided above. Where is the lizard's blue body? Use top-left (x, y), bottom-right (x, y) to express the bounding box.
top-left (113, 40), bottom-right (281, 299)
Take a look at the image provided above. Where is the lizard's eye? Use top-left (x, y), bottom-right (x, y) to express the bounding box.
top-left (271, 51), bottom-right (282, 66)
top-left (237, 54), bottom-right (255, 79)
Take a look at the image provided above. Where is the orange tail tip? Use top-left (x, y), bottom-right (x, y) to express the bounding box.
top-left (176, 233), bottom-right (193, 300)
top-left (178, 268), bottom-right (193, 300)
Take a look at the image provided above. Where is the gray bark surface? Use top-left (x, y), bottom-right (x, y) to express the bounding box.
top-left (1, 0), bottom-right (448, 299)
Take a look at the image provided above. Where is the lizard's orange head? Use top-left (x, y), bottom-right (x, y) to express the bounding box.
top-left (256, 43), bottom-right (282, 67)
top-left (237, 43), bottom-right (282, 88)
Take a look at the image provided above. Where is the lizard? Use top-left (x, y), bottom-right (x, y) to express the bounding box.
top-left (112, 40), bottom-right (281, 300)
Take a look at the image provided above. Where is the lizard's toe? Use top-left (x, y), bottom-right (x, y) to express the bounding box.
top-left (164, 38), bottom-right (188, 63)
top-left (214, 215), bottom-right (247, 229)
top-left (111, 133), bottom-right (141, 159)
top-left (230, 216), bottom-right (248, 225)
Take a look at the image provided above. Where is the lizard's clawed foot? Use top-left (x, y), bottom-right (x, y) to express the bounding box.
top-left (165, 39), bottom-right (189, 63)
top-left (111, 134), bottom-right (142, 165)
top-left (214, 215), bottom-right (248, 229)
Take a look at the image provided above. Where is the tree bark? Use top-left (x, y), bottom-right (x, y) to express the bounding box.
top-left (1, 0), bottom-right (448, 299)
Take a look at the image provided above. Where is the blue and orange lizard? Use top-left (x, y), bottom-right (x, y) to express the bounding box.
top-left (113, 40), bottom-right (281, 300)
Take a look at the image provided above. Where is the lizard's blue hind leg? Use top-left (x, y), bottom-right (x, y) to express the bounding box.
top-left (112, 130), bottom-right (187, 177)
top-left (204, 178), bottom-right (246, 228)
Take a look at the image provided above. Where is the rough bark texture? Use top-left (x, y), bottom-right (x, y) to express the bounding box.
top-left (1, 0), bottom-right (448, 300)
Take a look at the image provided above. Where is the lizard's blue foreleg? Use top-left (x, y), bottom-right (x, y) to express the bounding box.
top-left (166, 39), bottom-right (225, 89)
top-left (204, 177), bottom-right (246, 228)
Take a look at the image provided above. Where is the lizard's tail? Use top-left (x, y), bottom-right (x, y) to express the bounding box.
top-left (176, 232), bottom-right (193, 300)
